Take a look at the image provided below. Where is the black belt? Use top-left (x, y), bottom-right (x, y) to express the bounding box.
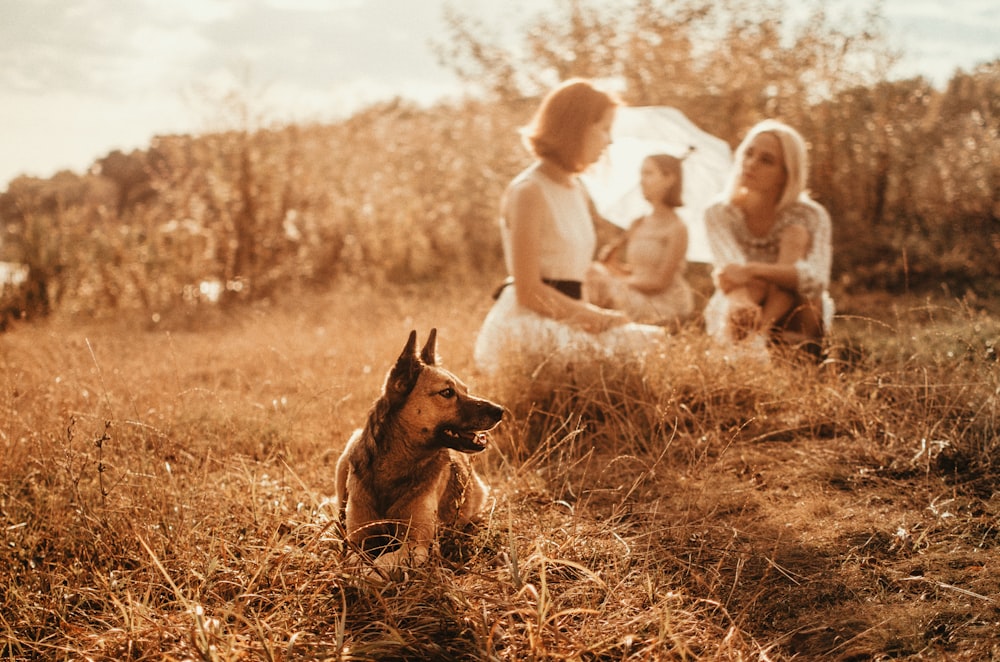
top-left (491, 277), bottom-right (583, 301)
top-left (545, 279), bottom-right (583, 300)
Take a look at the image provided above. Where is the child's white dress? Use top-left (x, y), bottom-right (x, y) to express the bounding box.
top-left (583, 215), bottom-right (695, 326)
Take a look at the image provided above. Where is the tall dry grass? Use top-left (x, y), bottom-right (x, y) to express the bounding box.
top-left (1, 280), bottom-right (997, 660)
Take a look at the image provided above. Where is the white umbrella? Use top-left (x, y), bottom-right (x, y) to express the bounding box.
top-left (581, 106), bottom-right (733, 264)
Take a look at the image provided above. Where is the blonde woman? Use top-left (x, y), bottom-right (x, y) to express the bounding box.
top-left (704, 119), bottom-right (833, 353)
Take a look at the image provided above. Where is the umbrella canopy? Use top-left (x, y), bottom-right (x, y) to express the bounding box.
top-left (581, 106), bottom-right (733, 264)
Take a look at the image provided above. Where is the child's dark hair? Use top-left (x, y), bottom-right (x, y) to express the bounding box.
top-left (646, 149), bottom-right (692, 207)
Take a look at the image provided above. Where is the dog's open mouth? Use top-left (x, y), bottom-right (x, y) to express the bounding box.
top-left (441, 427), bottom-right (489, 452)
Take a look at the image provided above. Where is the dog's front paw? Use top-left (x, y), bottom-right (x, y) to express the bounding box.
top-left (374, 543), bottom-right (430, 570)
top-left (352, 546), bottom-right (427, 582)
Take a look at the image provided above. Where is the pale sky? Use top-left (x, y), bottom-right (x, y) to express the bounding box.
top-left (1, 0), bottom-right (997, 187)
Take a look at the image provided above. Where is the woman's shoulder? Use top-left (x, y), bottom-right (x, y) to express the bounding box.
top-left (704, 198), bottom-right (741, 224)
top-left (508, 164), bottom-right (541, 189)
top-left (782, 198), bottom-right (831, 227)
top-left (505, 167), bottom-right (545, 201)
top-left (778, 197), bottom-right (830, 232)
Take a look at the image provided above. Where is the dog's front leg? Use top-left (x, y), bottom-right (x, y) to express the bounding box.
top-left (334, 430), bottom-right (361, 522)
top-left (374, 495), bottom-right (438, 570)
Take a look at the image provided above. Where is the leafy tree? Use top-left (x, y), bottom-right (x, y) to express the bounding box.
top-left (95, 150), bottom-right (156, 215)
top-left (435, 0), bottom-right (895, 142)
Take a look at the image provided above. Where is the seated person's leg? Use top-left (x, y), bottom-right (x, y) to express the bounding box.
top-left (773, 296), bottom-right (825, 354)
top-left (726, 279), bottom-right (767, 340)
top-left (760, 283), bottom-right (796, 333)
top-left (783, 296), bottom-right (824, 339)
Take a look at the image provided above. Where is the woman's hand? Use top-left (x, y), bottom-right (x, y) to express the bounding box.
top-left (593, 308), bottom-right (628, 333)
top-left (576, 306), bottom-right (627, 334)
top-left (715, 264), bottom-right (754, 293)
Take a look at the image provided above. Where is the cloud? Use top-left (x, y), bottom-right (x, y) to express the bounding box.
top-left (881, 0), bottom-right (999, 82)
top-left (0, 0), bottom-right (467, 183)
top-left (0, 0), bottom-right (220, 97)
top-left (193, 0), bottom-right (450, 91)
top-left (1, 87), bottom-right (190, 180)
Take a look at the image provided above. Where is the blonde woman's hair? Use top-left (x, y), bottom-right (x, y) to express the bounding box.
top-left (523, 78), bottom-right (621, 173)
top-left (724, 119), bottom-right (811, 210)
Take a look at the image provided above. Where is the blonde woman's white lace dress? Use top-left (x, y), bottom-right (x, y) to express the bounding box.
top-left (703, 198), bottom-right (835, 343)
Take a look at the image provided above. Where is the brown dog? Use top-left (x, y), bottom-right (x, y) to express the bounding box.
top-left (335, 329), bottom-right (503, 568)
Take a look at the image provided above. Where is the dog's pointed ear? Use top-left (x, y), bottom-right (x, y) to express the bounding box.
top-left (387, 330), bottom-right (421, 400)
top-left (420, 328), bottom-right (438, 365)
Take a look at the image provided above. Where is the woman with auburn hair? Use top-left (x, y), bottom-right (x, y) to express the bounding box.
top-left (474, 78), bottom-right (662, 376)
top-left (703, 119), bottom-right (834, 357)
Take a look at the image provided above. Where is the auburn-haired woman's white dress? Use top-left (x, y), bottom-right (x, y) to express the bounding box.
top-left (474, 165), bottom-right (664, 377)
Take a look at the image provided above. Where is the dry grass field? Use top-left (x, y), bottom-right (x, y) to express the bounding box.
top-left (1, 4), bottom-right (996, 658)
top-left (1, 278), bottom-right (998, 660)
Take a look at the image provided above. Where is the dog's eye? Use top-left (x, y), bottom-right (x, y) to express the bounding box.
top-left (438, 387), bottom-right (455, 398)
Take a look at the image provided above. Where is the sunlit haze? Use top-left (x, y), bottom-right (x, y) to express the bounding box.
top-left (0, 0), bottom-right (996, 186)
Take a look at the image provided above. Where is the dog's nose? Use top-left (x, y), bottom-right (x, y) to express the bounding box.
top-left (485, 401), bottom-right (504, 422)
